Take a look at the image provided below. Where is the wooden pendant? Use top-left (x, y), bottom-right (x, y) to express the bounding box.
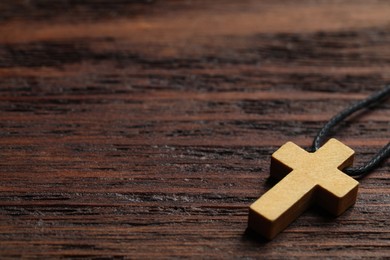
top-left (248, 138), bottom-right (359, 240)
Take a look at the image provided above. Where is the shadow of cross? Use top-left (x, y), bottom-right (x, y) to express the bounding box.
top-left (248, 138), bottom-right (359, 240)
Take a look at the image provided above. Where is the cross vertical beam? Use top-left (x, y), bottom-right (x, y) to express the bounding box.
top-left (248, 138), bottom-right (359, 240)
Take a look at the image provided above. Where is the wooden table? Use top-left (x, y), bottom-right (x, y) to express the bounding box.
top-left (0, 1), bottom-right (389, 258)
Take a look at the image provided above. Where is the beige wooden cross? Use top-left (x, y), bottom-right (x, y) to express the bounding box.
top-left (248, 138), bottom-right (359, 240)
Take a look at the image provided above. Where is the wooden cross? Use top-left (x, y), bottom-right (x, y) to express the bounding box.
top-left (248, 138), bottom-right (359, 240)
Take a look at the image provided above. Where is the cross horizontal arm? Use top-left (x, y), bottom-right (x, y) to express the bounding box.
top-left (271, 141), bottom-right (309, 180)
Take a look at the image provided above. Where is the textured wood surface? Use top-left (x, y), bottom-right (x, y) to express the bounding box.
top-left (0, 0), bottom-right (389, 258)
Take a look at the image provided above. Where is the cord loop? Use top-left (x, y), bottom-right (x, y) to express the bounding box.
top-left (311, 86), bottom-right (390, 179)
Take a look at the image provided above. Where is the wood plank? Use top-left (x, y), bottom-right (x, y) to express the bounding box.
top-left (0, 0), bottom-right (389, 258)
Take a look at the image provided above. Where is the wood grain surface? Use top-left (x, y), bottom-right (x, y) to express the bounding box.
top-left (0, 0), bottom-right (389, 258)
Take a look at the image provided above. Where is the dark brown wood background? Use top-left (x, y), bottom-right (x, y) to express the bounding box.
top-left (0, 0), bottom-right (389, 258)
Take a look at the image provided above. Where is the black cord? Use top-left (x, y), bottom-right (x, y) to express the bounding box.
top-left (311, 85), bottom-right (390, 179)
